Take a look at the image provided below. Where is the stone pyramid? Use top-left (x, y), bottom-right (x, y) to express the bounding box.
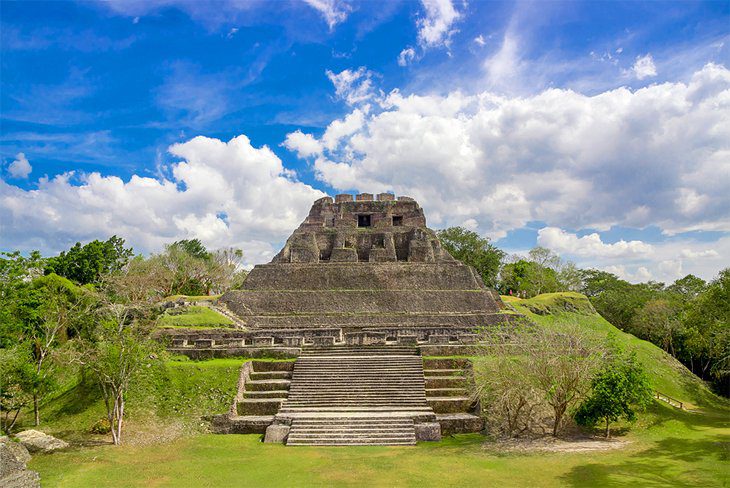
top-left (219, 193), bottom-right (507, 345)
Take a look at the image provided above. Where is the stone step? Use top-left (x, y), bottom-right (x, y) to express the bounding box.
top-left (423, 369), bottom-right (465, 376)
top-left (288, 432), bottom-right (415, 440)
top-left (251, 360), bottom-right (295, 372)
top-left (245, 379), bottom-right (291, 391)
top-left (287, 438), bottom-right (416, 446)
top-left (279, 406), bottom-right (434, 412)
top-left (425, 388), bottom-right (467, 397)
top-left (243, 390), bottom-right (290, 399)
top-left (427, 397), bottom-right (474, 414)
top-left (291, 419), bottom-right (415, 425)
top-left (250, 371), bottom-right (292, 380)
top-left (237, 399), bottom-right (284, 416)
top-left (425, 377), bottom-right (466, 389)
top-left (437, 413), bottom-right (484, 435)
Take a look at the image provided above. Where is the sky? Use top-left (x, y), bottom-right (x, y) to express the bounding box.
top-left (1, 0), bottom-right (729, 283)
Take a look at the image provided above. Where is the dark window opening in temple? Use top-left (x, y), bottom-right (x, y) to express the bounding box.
top-left (358, 215), bottom-right (371, 227)
top-left (392, 215), bottom-right (403, 226)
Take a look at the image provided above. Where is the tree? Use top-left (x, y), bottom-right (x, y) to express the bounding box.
top-left (437, 227), bottom-right (505, 287)
top-left (477, 321), bottom-right (603, 436)
top-left (45, 236), bottom-right (134, 285)
top-left (667, 274), bottom-right (707, 299)
top-left (0, 346), bottom-right (36, 434)
top-left (681, 268), bottom-right (730, 394)
top-left (631, 299), bottom-right (684, 356)
top-left (574, 349), bottom-right (653, 438)
top-left (168, 239), bottom-right (211, 261)
top-left (76, 270), bottom-right (162, 445)
top-left (0, 250), bottom-right (46, 347)
top-left (10, 274), bottom-right (96, 425)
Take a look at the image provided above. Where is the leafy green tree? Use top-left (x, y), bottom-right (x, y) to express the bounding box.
top-left (10, 273), bottom-right (97, 425)
top-left (681, 268), bottom-right (730, 394)
top-left (631, 299), bottom-right (684, 357)
top-left (499, 259), bottom-right (560, 297)
top-left (0, 250), bottom-right (46, 346)
top-left (667, 274), bottom-right (707, 299)
top-left (45, 236), bottom-right (134, 285)
top-left (0, 345), bottom-right (36, 434)
top-left (574, 349), bottom-right (653, 438)
top-left (168, 239), bottom-right (211, 261)
top-left (437, 227), bottom-right (505, 287)
top-left (75, 266), bottom-right (163, 445)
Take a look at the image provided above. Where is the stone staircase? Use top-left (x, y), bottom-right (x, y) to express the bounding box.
top-left (423, 358), bottom-right (483, 435)
top-left (273, 345), bottom-right (437, 446)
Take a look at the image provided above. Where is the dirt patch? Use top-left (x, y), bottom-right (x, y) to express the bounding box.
top-left (485, 436), bottom-right (631, 453)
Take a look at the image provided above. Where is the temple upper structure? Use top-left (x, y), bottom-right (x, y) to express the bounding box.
top-left (219, 193), bottom-right (507, 338)
top-left (272, 193), bottom-right (455, 264)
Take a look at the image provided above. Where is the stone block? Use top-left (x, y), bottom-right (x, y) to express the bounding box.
top-left (428, 397), bottom-right (473, 414)
top-left (14, 430), bottom-right (69, 453)
top-left (429, 335), bottom-right (450, 344)
top-left (195, 339), bottom-right (214, 348)
top-left (251, 337), bottom-right (274, 346)
top-left (363, 332), bottom-right (386, 345)
top-left (355, 193), bottom-right (373, 201)
top-left (282, 337), bottom-right (303, 347)
top-left (398, 335), bottom-right (418, 345)
top-left (251, 360), bottom-right (295, 372)
top-left (263, 424), bottom-right (290, 443)
top-left (376, 192), bottom-right (395, 201)
top-left (437, 414), bottom-right (484, 435)
top-left (369, 248), bottom-right (396, 262)
top-left (415, 422), bottom-right (442, 441)
top-left (171, 338), bottom-right (188, 347)
top-left (237, 399), bottom-right (283, 416)
top-left (329, 248), bottom-right (358, 262)
top-left (345, 333), bottom-right (364, 345)
top-left (335, 193), bottom-right (353, 203)
top-left (398, 196), bottom-right (414, 201)
top-left (459, 334), bottom-right (478, 344)
top-left (311, 336), bottom-right (335, 346)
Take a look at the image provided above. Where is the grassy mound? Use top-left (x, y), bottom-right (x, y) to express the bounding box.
top-left (502, 292), bottom-right (726, 410)
top-left (32, 358), bottom-right (244, 442)
top-left (159, 305), bottom-right (233, 328)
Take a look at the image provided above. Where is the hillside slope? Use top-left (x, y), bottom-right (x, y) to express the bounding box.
top-left (502, 292), bottom-right (726, 410)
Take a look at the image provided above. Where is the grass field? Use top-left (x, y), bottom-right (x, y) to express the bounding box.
top-left (28, 405), bottom-right (730, 488)
top-left (158, 305), bottom-right (233, 328)
top-left (21, 293), bottom-right (730, 487)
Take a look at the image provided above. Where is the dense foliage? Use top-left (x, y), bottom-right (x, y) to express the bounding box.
top-left (437, 227), bottom-right (504, 287)
top-left (574, 348), bottom-right (653, 438)
top-left (45, 236), bottom-right (134, 285)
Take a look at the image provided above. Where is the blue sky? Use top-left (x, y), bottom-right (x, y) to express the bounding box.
top-left (1, 0), bottom-right (729, 282)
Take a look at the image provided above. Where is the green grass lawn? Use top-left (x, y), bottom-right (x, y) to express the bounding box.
top-left (28, 403), bottom-right (730, 488)
top-left (158, 305), bottom-right (233, 328)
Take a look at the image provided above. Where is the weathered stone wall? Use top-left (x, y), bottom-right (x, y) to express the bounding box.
top-left (271, 194), bottom-right (454, 264)
top-left (223, 290), bottom-right (499, 315)
top-left (214, 192), bottom-right (509, 339)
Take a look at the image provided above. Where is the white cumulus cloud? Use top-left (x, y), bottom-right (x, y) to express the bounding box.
top-left (0, 135), bottom-right (324, 264)
top-left (417, 0), bottom-right (462, 49)
top-left (287, 64), bottom-right (730, 241)
top-left (536, 227), bottom-right (654, 258)
top-left (632, 54), bottom-right (657, 80)
top-left (7, 152), bottom-right (32, 179)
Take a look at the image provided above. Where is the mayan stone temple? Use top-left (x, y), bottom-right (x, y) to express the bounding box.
top-left (168, 193), bottom-right (511, 445)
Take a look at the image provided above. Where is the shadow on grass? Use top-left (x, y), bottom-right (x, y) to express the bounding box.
top-left (560, 434), bottom-right (730, 487)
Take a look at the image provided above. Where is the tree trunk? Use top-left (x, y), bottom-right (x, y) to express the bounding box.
top-left (33, 394), bottom-right (40, 426)
top-left (117, 397), bottom-right (125, 445)
top-left (605, 418), bottom-right (610, 439)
